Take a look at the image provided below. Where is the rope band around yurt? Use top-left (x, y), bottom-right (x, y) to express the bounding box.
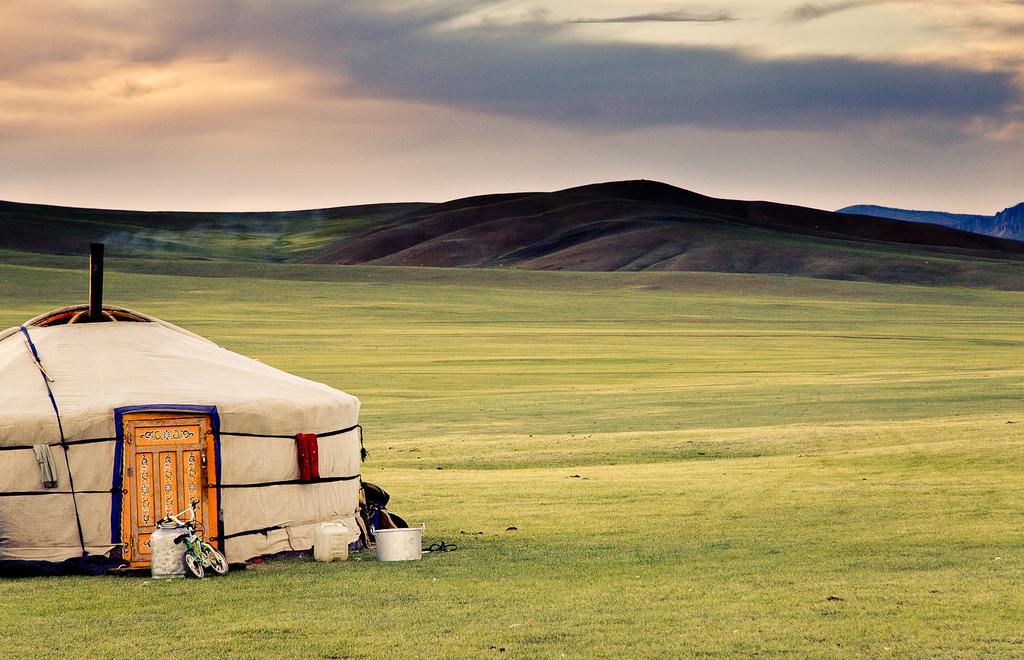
top-left (18, 326), bottom-right (89, 556)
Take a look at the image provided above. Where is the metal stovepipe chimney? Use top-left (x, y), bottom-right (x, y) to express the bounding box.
top-left (89, 242), bottom-right (104, 322)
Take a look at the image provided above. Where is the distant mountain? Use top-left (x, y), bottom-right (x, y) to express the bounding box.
top-left (837, 203), bottom-right (1024, 242)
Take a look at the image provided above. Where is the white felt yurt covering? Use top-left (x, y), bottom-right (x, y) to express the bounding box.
top-left (0, 306), bottom-right (361, 564)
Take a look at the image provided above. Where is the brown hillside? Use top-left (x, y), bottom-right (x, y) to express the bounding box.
top-left (311, 180), bottom-right (1024, 275)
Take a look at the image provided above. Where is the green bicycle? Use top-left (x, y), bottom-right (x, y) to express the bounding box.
top-left (159, 499), bottom-right (229, 578)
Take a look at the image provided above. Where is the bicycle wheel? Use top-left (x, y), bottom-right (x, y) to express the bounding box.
top-left (205, 546), bottom-right (229, 576)
top-left (184, 552), bottom-right (205, 579)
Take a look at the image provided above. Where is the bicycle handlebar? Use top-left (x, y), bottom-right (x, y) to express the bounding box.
top-left (158, 498), bottom-right (201, 526)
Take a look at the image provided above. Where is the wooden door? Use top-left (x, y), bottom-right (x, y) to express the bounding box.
top-left (121, 413), bottom-right (218, 567)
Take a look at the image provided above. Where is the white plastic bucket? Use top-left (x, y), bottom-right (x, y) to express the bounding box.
top-left (149, 523), bottom-right (187, 579)
top-left (373, 524), bottom-right (424, 561)
top-left (313, 522), bottom-right (350, 562)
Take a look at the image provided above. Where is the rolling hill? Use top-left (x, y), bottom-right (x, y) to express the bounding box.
top-left (0, 198), bottom-right (423, 262)
top-left (5, 180), bottom-right (1024, 288)
top-left (312, 180), bottom-right (1024, 268)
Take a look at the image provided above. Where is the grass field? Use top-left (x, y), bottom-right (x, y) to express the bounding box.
top-left (2, 258), bottom-right (1023, 658)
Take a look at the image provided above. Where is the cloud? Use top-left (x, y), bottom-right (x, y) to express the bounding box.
top-left (785, 0), bottom-right (887, 22)
top-left (1, 1), bottom-right (1021, 138)
top-left (333, 32), bottom-right (1021, 132)
top-left (567, 10), bottom-right (736, 24)
top-left (223, 3), bottom-right (1018, 134)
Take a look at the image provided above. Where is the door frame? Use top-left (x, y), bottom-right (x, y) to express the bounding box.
top-left (113, 406), bottom-right (221, 566)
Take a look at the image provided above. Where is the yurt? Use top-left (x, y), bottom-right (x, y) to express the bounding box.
top-left (0, 299), bottom-right (362, 566)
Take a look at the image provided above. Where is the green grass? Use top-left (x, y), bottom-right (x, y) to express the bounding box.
top-left (2, 261), bottom-right (1024, 658)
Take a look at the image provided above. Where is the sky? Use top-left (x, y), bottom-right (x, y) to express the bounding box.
top-left (1, 0), bottom-right (1022, 214)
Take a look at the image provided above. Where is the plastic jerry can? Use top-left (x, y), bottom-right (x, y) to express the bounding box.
top-left (313, 522), bottom-right (350, 562)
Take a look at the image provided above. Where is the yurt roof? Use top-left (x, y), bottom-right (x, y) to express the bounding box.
top-left (0, 306), bottom-right (360, 447)
top-left (22, 304), bottom-right (155, 326)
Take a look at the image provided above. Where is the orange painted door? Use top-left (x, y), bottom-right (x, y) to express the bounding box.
top-left (121, 413), bottom-right (218, 567)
